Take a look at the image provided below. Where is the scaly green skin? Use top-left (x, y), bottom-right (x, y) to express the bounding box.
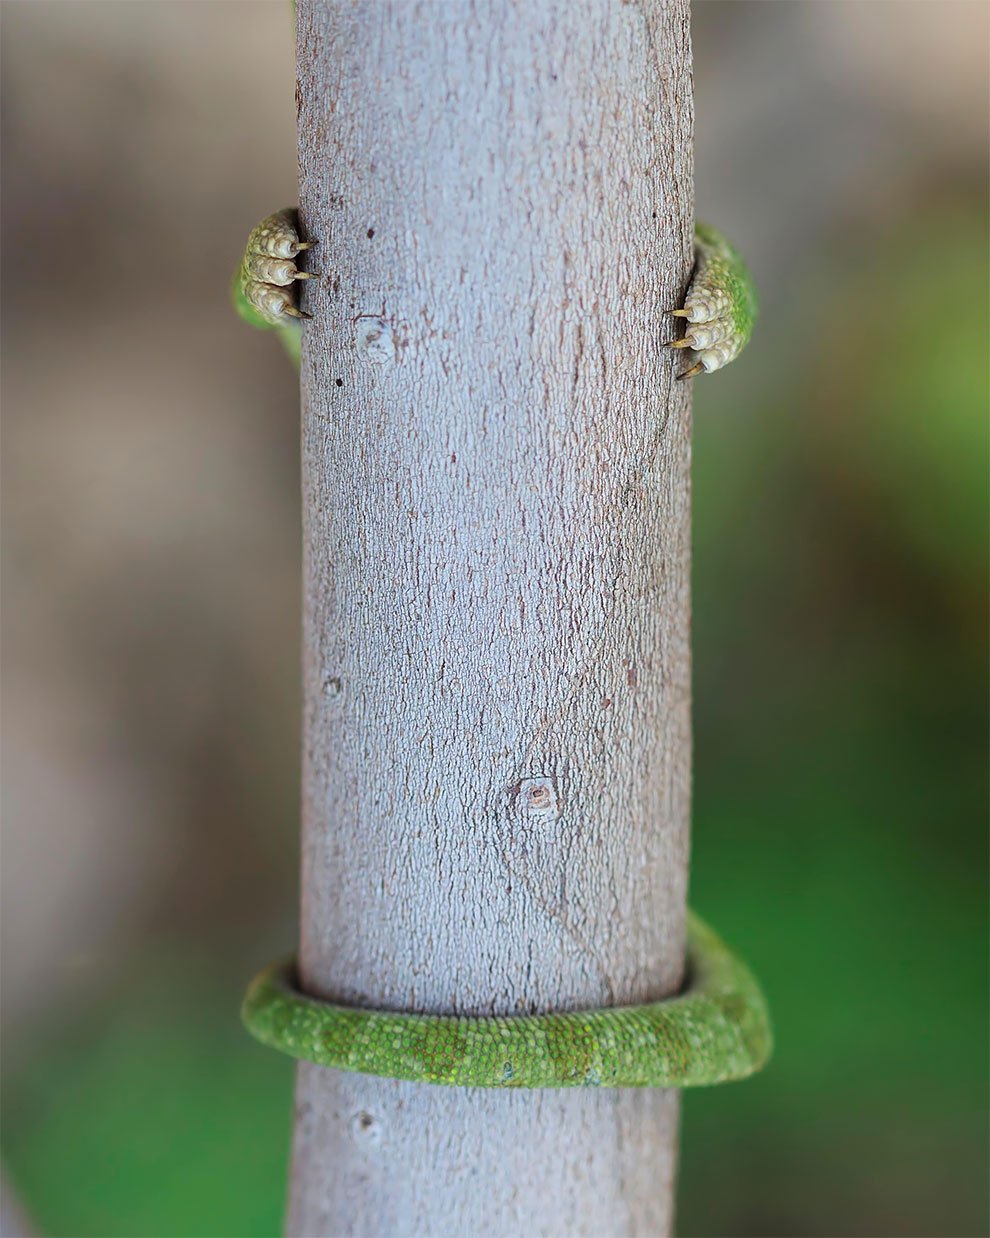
top-left (233, 207), bottom-right (314, 366)
top-left (233, 213), bottom-right (756, 379)
top-left (695, 222), bottom-right (758, 341)
top-left (235, 215), bottom-right (765, 1087)
top-left (671, 222), bottom-right (758, 378)
top-left (242, 913), bottom-right (771, 1089)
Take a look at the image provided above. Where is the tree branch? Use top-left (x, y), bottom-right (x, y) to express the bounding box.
top-left (290, 1), bottom-right (694, 1231)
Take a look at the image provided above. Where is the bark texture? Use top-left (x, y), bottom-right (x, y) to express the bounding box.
top-left (290, 1), bottom-right (694, 1233)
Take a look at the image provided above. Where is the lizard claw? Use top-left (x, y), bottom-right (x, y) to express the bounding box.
top-left (236, 208), bottom-right (319, 328)
top-left (668, 223), bottom-right (757, 378)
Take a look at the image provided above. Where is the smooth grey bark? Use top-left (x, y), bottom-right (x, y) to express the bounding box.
top-left (289, 2), bottom-right (694, 1234)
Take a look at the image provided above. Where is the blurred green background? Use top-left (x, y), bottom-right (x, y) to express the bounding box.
top-left (1, 3), bottom-right (986, 1236)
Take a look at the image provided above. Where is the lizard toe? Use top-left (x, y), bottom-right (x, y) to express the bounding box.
top-left (236, 208), bottom-right (318, 328)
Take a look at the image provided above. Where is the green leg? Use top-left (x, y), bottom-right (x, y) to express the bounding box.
top-left (232, 208), bottom-right (316, 366)
top-left (671, 222), bottom-right (758, 379)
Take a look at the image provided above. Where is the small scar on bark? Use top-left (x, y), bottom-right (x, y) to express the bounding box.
top-left (510, 776), bottom-right (559, 821)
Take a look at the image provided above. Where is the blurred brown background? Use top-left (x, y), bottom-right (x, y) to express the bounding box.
top-left (2, 3), bottom-right (987, 1236)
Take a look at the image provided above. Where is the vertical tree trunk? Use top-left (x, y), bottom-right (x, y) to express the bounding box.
top-left (289, 2), bottom-right (693, 1234)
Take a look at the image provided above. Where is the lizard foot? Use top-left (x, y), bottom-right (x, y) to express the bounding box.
top-left (670, 222), bottom-right (757, 379)
top-left (235, 208), bottom-right (318, 329)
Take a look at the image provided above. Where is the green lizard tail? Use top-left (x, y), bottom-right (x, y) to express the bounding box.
top-left (241, 912), bottom-right (771, 1089)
